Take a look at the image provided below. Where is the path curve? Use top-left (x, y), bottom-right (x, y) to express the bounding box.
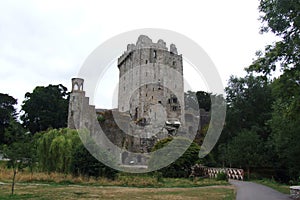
top-left (230, 180), bottom-right (290, 200)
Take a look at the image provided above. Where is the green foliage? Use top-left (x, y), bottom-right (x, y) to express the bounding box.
top-left (226, 130), bottom-right (264, 179)
top-left (149, 137), bottom-right (200, 178)
top-left (2, 120), bottom-right (34, 195)
top-left (97, 115), bottom-right (105, 122)
top-left (36, 128), bottom-right (117, 179)
top-left (184, 90), bottom-right (212, 111)
top-left (241, 0), bottom-right (300, 182)
top-left (70, 142), bottom-right (118, 180)
top-left (216, 172), bottom-right (227, 181)
top-left (36, 128), bottom-right (80, 173)
top-left (21, 84), bottom-right (69, 133)
top-left (248, 0), bottom-right (300, 74)
top-left (269, 98), bottom-right (300, 181)
top-left (0, 93), bottom-right (17, 146)
top-left (224, 74), bottom-right (273, 138)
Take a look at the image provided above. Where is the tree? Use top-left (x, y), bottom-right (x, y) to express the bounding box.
top-left (196, 91), bottom-right (211, 111)
top-left (3, 120), bottom-right (33, 195)
top-left (224, 74), bottom-right (273, 139)
top-left (184, 90), bottom-right (211, 111)
top-left (248, 0), bottom-right (300, 74)
top-left (36, 128), bottom-right (80, 173)
top-left (226, 130), bottom-right (264, 180)
top-left (268, 74), bottom-right (300, 181)
top-left (0, 93), bottom-right (17, 145)
top-left (149, 137), bottom-right (200, 178)
top-left (212, 74), bottom-right (273, 171)
top-left (21, 84), bottom-right (69, 133)
top-left (245, 0), bottom-right (300, 182)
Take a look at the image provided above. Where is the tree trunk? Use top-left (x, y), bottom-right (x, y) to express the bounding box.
top-left (247, 167), bottom-right (250, 180)
top-left (11, 168), bottom-right (17, 195)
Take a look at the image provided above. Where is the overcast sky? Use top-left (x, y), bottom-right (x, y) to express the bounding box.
top-left (0, 0), bottom-right (277, 111)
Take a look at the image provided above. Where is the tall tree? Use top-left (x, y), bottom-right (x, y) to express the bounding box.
top-left (21, 84), bottom-right (69, 133)
top-left (246, 0), bottom-right (300, 181)
top-left (248, 0), bottom-right (300, 74)
top-left (224, 74), bottom-right (273, 139)
top-left (212, 74), bottom-right (273, 170)
top-left (0, 93), bottom-right (17, 145)
top-left (226, 130), bottom-right (263, 179)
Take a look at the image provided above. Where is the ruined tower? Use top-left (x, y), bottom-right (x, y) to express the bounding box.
top-left (117, 35), bottom-right (185, 132)
top-left (67, 35), bottom-right (189, 163)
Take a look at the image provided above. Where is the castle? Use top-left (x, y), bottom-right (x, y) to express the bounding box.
top-left (118, 35), bottom-right (184, 124)
top-left (68, 35), bottom-right (208, 166)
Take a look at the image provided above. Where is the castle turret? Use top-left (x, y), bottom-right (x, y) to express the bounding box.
top-left (68, 78), bottom-right (87, 129)
top-left (117, 35), bottom-right (184, 128)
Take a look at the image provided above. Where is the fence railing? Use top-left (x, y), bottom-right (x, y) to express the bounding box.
top-left (190, 164), bottom-right (244, 180)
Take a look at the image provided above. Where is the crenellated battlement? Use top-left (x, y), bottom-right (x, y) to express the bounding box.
top-left (118, 35), bottom-right (178, 67)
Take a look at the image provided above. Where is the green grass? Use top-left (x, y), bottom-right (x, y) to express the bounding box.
top-left (0, 167), bottom-right (234, 199)
top-left (253, 179), bottom-right (290, 194)
top-left (0, 184), bottom-right (235, 200)
top-left (0, 167), bottom-right (228, 188)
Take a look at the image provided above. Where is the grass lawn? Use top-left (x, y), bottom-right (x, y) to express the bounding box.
top-left (0, 183), bottom-right (235, 200)
top-left (0, 166), bottom-right (235, 199)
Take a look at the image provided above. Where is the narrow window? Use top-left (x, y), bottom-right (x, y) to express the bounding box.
top-left (173, 61), bottom-right (176, 66)
top-left (153, 50), bottom-right (157, 58)
top-left (145, 60), bottom-right (148, 64)
top-left (74, 83), bottom-right (79, 91)
top-left (158, 101), bottom-right (162, 104)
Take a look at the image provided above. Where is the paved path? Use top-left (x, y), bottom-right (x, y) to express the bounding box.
top-left (230, 180), bottom-right (290, 200)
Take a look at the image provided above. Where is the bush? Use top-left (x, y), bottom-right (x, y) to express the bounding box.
top-left (149, 137), bottom-right (200, 178)
top-left (70, 143), bottom-right (118, 180)
top-left (97, 115), bottom-right (105, 122)
top-left (216, 172), bottom-right (228, 181)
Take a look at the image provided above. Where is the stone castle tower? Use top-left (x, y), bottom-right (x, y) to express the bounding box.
top-left (68, 35), bottom-right (195, 164)
top-left (117, 35), bottom-right (185, 130)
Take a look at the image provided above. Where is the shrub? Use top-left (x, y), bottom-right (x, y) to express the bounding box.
top-left (149, 137), bottom-right (200, 178)
top-left (216, 172), bottom-right (228, 181)
top-left (70, 143), bottom-right (118, 180)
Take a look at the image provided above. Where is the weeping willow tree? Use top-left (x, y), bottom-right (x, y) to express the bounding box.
top-left (37, 128), bottom-right (80, 173)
